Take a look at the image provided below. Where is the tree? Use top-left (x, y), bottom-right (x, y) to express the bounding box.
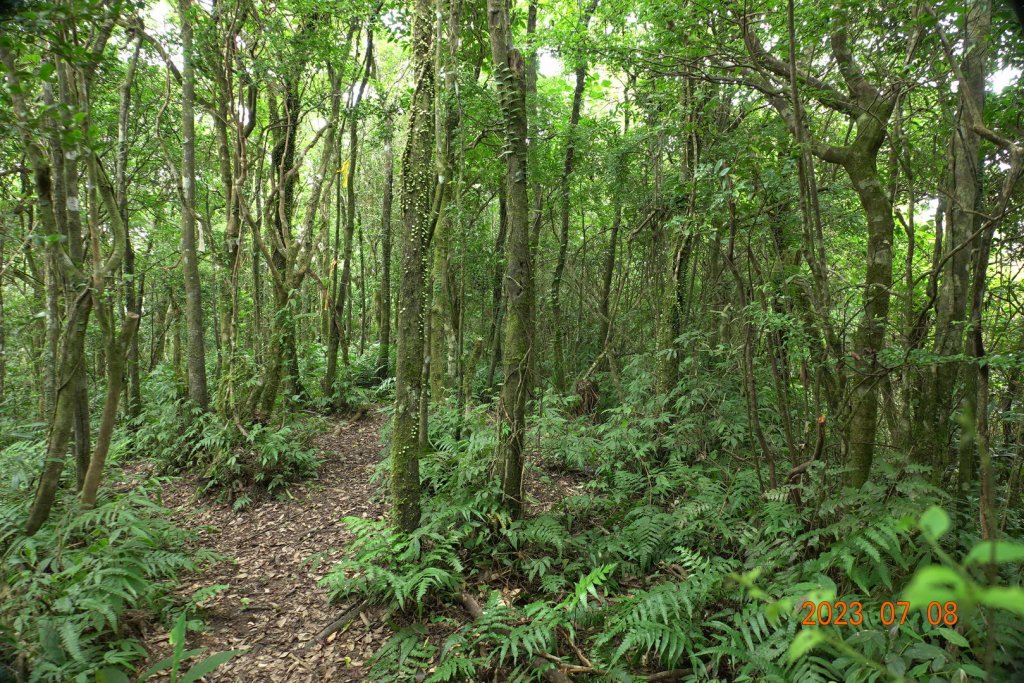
top-left (178, 0), bottom-right (210, 412)
top-left (738, 6), bottom-right (904, 486)
top-left (487, 0), bottom-right (534, 519)
top-left (391, 0), bottom-right (436, 532)
top-left (376, 110), bottom-right (396, 381)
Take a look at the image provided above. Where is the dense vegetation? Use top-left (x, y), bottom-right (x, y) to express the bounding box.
top-left (1, 0), bottom-right (1023, 680)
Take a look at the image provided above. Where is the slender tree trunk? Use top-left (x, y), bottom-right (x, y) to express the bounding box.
top-left (947, 0), bottom-right (988, 485)
top-left (376, 128), bottom-right (395, 381)
top-left (959, 186), bottom-right (996, 492)
top-left (391, 0), bottom-right (435, 532)
top-left (261, 54), bottom-right (307, 412)
top-left (179, 0), bottom-right (210, 412)
top-left (18, 170), bottom-right (52, 419)
top-left (117, 38), bottom-right (143, 420)
top-left (48, 62), bottom-right (92, 492)
top-left (963, 219), bottom-right (996, 528)
top-left (597, 197), bottom-right (619, 363)
top-left (597, 108), bottom-right (628, 369)
top-left (487, 0), bottom-right (534, 519)
top-left (150, 294), bottom-right (169, 371)
top-left (171, 298), bottom-right (183, 378)
top-left (429, 0), bottom-right (464, 400)
top-left (25, 290), bottom-right (91, 535)
top-left (81, 313), bottom-right (140, 507)
top-left (252, 225), bottom-right (263, 366)
top-left (326, 32), bottom-right (373, 394)
top-left (551, 65), bottom-right (585, 394)
top-left (209, 15), bottom-right (251, 418)
top-left (359, 225), bottom-right (367, 355)
top-left (844, 153), bottom-right (895, 487)
top-left (551, 1), bottom-right (597, 393)
top-left (486, 187), bottom-right (508, 390)
top-left (43, 250), bottom-right (59, 418)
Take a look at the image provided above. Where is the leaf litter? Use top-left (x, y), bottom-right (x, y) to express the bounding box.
top-left (139, 409), bottom-right (392, 682)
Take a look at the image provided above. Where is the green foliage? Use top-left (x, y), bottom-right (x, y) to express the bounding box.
top-left (305, 344), bottom-right (382, 412)
top-left (120, 613), bottom-right (243, 683)
top-left (365, 625), bottom-right (442, 683)
top-left (201, 421), bottom-right (319, 496)
top-left (0, 462), bottom-right (215, 682)
top-left (339, 362), bottom-right (1024, 681)
top-left (322, 515), bottom-right (466, 613)
top-left (745, 505), bottom-right (1024, 682)
top-left (132, 366), bottom-right (319, 496)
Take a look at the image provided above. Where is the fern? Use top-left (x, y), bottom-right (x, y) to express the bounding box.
top-left (335, 374), bottom-right (1024, 682)
top-left (0, 477), bottom-right (211, 682)
top-left (368, 626), bottom-right (438, 683)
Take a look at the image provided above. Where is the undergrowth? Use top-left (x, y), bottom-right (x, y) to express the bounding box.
top-left (0, 436), bottom-right (218, 682)
top-left (324, 358), bottom-right (1024, 682)
top-left (131, 365), bottom-right (320, 504)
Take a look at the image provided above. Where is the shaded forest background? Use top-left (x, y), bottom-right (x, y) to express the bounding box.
top-left (1, 0), bottom-right (1024, 680)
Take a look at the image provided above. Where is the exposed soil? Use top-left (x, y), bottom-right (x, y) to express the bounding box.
top-left (140, 409), bottom-right (392, 682)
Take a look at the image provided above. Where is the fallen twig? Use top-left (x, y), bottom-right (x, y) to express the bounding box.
top-left (304, 599), bottom-right (367, 649)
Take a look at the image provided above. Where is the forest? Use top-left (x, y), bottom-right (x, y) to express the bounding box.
top-left (1, 0), bottom-right (1023, 680)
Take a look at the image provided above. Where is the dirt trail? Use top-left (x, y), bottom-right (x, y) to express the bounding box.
top-left (141, 410), bottom-right (391, 682)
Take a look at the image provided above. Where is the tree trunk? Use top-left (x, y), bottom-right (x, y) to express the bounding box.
top-left (179, 0), bottom-right (210, 412)
top-left (844, 153), bottom-right (895, 487)
top-left (391, 0), bottom-right (435, 532)
top-left (487, 0), bottom-right (534, 519)
top-left (429, 0), bottom-right (464, 400)
top-left (486, 187), bottom-right (508, 391)
top-left (326, 34), bottom-right (373, 397)
top-left (376, 128), bottom-right (395, 381)
top-left (551, 64), bottom-right (586, 394)
top-left (919, 3), bottom-right (987, 471)
top-left (597, 132), bottom-right (626, 369)
top-left (550, 1), bottom-right (597, 394)
top-left (81, 313), bottom-right (140, 507)
top-left (117, 38), bottom-right (143, 420)
top-left (150, 294), bottom-right (169, 371)
top-left (1, 46), bottom-right (96, 533)
top-left (48, 62), bottom-right (92, 492)
top-left (25, 290), bottom-right (92, 535)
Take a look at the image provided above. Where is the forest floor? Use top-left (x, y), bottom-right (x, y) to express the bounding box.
top-left (138, 409), bottom-right (393, 682)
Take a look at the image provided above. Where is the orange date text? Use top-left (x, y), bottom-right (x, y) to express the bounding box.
top-left (800, 601), bottom-right (958, 627)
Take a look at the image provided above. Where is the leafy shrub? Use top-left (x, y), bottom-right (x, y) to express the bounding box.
top-left (307, 346), bottom-right (386, 413)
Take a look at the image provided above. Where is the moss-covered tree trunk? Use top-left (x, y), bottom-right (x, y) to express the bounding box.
top-left (428, 0), bottom-right (463, 400)
top-left (487, 0), bottom-right (534, 519)
top-left (391, 0), bottom-right (435, 532)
